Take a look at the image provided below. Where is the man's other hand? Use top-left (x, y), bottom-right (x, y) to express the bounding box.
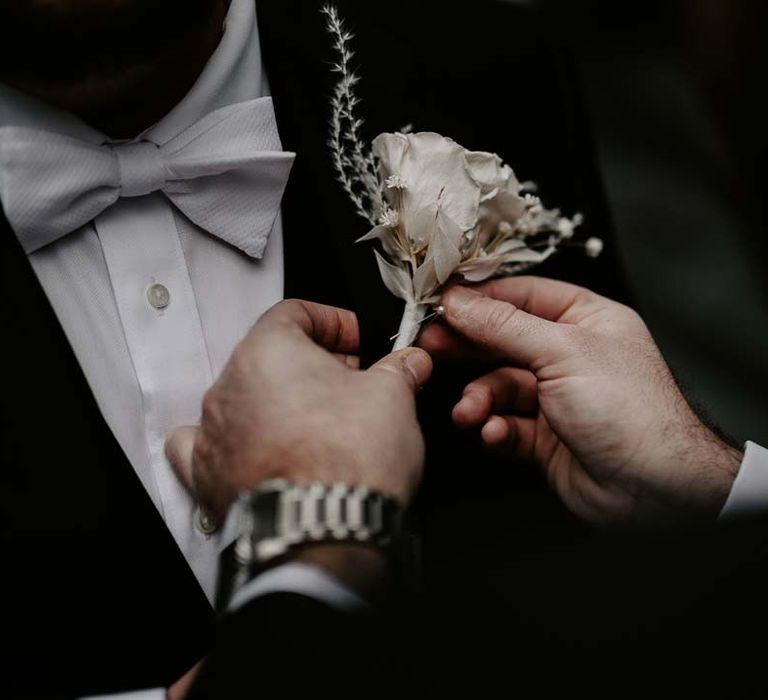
top-left (420, 277), bottom-right (742, 524)
top-left (166, 299), bottom-right (432, 522)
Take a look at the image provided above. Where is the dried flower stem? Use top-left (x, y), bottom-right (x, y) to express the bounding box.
top-left (391, 302), bottom-right (429, 351)
top-left (322, 5), bottom-right (384, 225)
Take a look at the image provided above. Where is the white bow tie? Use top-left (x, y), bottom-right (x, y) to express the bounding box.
top-left (0, 96), bottom-right (295, 258)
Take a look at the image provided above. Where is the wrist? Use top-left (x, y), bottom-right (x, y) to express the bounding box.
top-left (683, 428), bottom-right (742, 517)
top-left (652, 418), bottom-right (742, 519)
top-left (216, 479), bottom-right (408, 610)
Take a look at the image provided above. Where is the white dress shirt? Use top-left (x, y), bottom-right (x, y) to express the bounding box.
top-left (720, 441), bottom-right (768, 519)
top-left (0, 0), bottom-right (282, 601)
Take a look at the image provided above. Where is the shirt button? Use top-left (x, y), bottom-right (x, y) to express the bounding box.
top-left (146, 283), bottom-right (170, 310)
top-left (195, 506), bottom-right (219, 535)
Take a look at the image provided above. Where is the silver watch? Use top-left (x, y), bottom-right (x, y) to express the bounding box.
top-left (216, 479), bottom-right (406, 609)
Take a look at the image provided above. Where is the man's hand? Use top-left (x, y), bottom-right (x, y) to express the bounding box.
top-left (420, 277), bottom-right (742, 524)
top-left (166, 299), bottom-right (432, 522)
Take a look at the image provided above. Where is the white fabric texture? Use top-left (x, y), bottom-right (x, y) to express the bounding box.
top-left (0, 0), bottom-right (287, 601)
top-left (720, 441), bottom-right (768, 519)
top-left (81, 690), bottom-right (165, 700)
top-left (0, 98), bottom-right (295, 256)
top-left (229, 562), bottom-right (368, 613)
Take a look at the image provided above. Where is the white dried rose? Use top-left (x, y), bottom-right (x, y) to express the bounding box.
top-left (356, 132), bottom-right (582, 348)
top-left (362, 133), bottom-right (478, 304)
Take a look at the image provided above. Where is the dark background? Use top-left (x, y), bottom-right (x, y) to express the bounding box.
top-left (531, 0), bottom-right (768, 445)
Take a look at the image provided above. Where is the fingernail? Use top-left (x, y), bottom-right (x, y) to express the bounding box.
top-left (404, 349), bottom-right (431, 386)
top-left (444, 286), bottom-right (480, 316)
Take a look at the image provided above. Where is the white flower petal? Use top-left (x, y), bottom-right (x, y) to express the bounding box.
top-left (407, 206), bottom-right (438, 250)
top-left (456, 255), bottom-right (505, 282)
top-left (501, 246), bottom-right (556, 264)
top-left (358, 224), bottom-right (408, 260)
top-left (478, 189), bottom-right (526, 231)
top-left (372, 132), bottom-right (409, 177)
top-left (465, 150), bottom-right (517, 195)
top-left (374, 250), bottom-right (413, 302)
top-left (413, 254), bottom-right (439, 300)
top-left (493, 238), bottom-right (527, 255)
top-left (374, 132), bottom-right (481, 233)
top-left (356, 224), bottom-right (393, 243)
top-left (432, 212), bottom-right (463, 285)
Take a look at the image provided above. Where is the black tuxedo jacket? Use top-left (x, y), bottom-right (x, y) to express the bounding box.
top-left (187, 517), bottom-right (768, 700)
top-left (0, 1), bottom-right (628, 697)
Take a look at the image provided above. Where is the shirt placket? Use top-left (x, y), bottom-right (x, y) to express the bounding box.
top-left (94, 193), bottom-right (218, 583)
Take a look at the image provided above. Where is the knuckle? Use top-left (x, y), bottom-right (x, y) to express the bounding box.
top-left (274, 297), bottom-right (303, 313)
top-left (191, 432), bottom-right (208, 470)
top-left (553, 323), bottom-right (596, 361)
top-left (573, 290), bottom-right (597, 310)
top-left (261, 298), bottom-right (305, 328)
top-left (474, 379), bottom-right (493, 402)
top-left (558, 322), bottom-right (585, 345)
top-left (200, 387), bottom-right (224, 428)
top-left (229, 337), bottom-right (258, 375)
top-left (623, 306), bottom-right (651, 334)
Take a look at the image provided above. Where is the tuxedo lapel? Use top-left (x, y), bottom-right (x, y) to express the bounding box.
top-left (0, 215), bottom-right (213, 696)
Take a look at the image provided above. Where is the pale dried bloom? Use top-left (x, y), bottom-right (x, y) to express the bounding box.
top-left (356, 132), bottom-right (590, 346)
top-left (585, 236), bottom-right (604, 258)
top-left (378, 208), bottom-right (400, 227)
top-left (385, 174), bottom-right (408, 190)
top-left (323, 6), bottom-right (601, 349)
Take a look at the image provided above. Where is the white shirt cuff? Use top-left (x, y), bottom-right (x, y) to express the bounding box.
top-left (719, 441), bottom-right (768, 520)
top-left (80, 689), bottom-right (165, 700)
top-left (228, 561), bottom-right (367, 613)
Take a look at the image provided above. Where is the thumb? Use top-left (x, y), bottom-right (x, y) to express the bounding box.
top-left (441, 286), bottom-right (568, 368)
top-left (165, 425), bottom-right (199, 497)
top-left (368, 347), bottom-right (433, 393)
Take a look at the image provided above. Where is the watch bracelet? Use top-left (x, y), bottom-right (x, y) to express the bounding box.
top-left (215, 479), bottom-right (415, 611)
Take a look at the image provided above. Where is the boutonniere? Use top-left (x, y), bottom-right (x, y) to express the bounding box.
top-left (322, 6), bottom-right (602, 350)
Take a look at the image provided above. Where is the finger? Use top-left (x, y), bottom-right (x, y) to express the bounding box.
top-left (165, 425), bottom-right (199, 496)
top-left (168, 660), bottom-right (205, 700)
top-left (441, 286), bottom-right (572, 369)
top-left (453, 367), bottom-right (538, 428)
top-left (481, 415), bottom-right (538, 461)
top-left (468, 276), bottom-right (603, 323)
top-left (418, 322), bottom-right (503, 363)
top-left (168, 424), bottom-right (232, 525)
top-left (258, 299), bottom-right (360, 355)
top-left (368, 347), bottom-right (433, 393)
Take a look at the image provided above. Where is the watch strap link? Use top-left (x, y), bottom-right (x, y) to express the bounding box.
top-left (216, 479), bottom-right (407, 610)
